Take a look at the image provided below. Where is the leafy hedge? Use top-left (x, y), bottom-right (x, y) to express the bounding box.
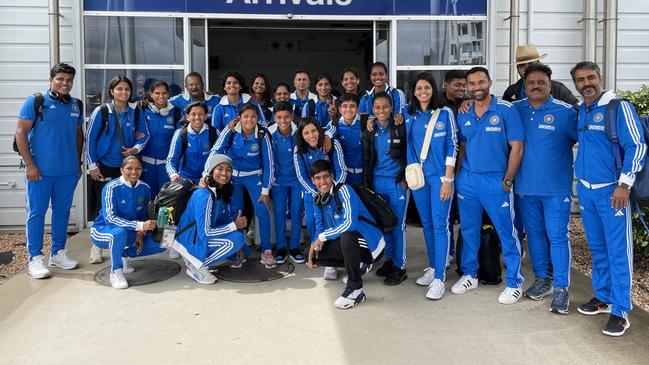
top-left (617, 85), bottom-right (649, 257)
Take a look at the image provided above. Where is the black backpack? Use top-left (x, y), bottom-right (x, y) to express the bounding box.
top-left (148, 178), bottom-right (197, 242)
top-left (328, 183), bottom-right (398, 233)
top-left (604, 98), bottom-right (649, 206)
top-left (455, 225), bottom-right (503, 285)
top-left (179, 124), bottom-right (218, 167)
top-left (12, 92), bottom-right (83, 155)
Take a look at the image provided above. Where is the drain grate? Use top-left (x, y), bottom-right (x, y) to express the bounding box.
top-left (214, 257), bottom-right (295, 283)
top-left (94, 259), bottom-right (181, 287)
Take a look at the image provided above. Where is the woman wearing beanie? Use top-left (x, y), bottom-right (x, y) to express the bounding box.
top-left (172, 154), bottom-right (248, 284)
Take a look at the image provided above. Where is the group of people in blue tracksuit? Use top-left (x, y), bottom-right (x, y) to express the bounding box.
top-left (17, 56), bottom-right (646, 337)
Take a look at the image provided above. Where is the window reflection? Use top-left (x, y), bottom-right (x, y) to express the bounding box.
top-left (84, 17), bottom-right (184, 65)
top-left (397, 20), bottom-right (486, 66)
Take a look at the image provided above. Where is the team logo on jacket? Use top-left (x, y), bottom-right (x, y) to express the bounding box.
top-left (543, 114), bottom-right (554, 123)
top-left (71, 103), bottom-right (79, 111)
top-left (435, 121), bottom-right (444, 130)
top-left (250, 143), bottom-right (259, 152)
top-left (489, 116), bottom-right (500, 125)
top-left (167, 116), bottom-right (174, 123)
top-left (594, 113), bottom-right (604, 122)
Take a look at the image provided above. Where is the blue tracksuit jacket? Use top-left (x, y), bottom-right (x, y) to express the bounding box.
top-left (86, 102), bottom-right (149, 169)
top-left (166, 124), bottom-right (214, 183)
top-left (211, 94), bottom-right (253, 132)
top-left (170, 92), bottom-right (220, 121)
top-left (294, 140), bottom-right (347, 196)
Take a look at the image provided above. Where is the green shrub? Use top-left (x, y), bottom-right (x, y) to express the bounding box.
top-left (617, 85), bottom-right (649, 257)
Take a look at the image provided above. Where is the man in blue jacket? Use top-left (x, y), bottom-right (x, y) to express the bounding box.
top-left (453, 67), bottom-right (525, 305)
top-left (15, 63), bottom-right (84, 279)
top-left (571, 61), bottom-right (646, 337)
top-left (513, 63), bottom-right (577, 313)
top-left (306, 159), bottom-right (385, 310)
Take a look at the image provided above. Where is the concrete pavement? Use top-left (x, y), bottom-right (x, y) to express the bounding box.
top-left (1, 228), bottom-right (648, 365)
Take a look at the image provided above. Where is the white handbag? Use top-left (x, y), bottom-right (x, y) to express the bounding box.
top-left (405, 108), bottom-right (441, 191)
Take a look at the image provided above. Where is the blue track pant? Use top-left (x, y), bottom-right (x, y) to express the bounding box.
top-left (303, 192), bottom-right (317, 242)
top-left (345, 172), bottom-right (363, 185)
top-left (412, 175), bottom-right (452, 280)
top-left (231, 174), bottom-right (272, 250)
top-left (174, 230), bottom-right (245, 269)
top-left (456, 171), bottom-right (523, 288)
top-left (374, 176), bottom-right (409, 269)
top-left (272, 182), bottom-right (303, 250)
top-left (90, 226), bottom-right (165, 272)
top-left (25, 174), bottom-right (78, 261)
top-left (517, 194), bottom-right (572, 289)
top-left (141, 160), bottom-right (169, 197)
top-left (577, 182), bottom-right (633, 319)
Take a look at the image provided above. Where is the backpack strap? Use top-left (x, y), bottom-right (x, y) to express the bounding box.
top-left (224, 129), bottom-right (236, 153)
top-left (33, 92), bottom-right (45, 124)
top-left (308, 99), bottom-right (316, 117)
top-left (107, 103), bottom-right (125, 149)
top-left (257, 125), bottom-right (268, 165)
top-left (180, 126), bottom-right (189, 168)
top-left (605, 98), bottom-right (624, 171)
top-left (208, 125), bottom-right (218, 147)
top-left (332, 183), bottom-right (343, 214)
top-left (98, 104), bottom-right (110, 136)
top-left (173, 107), bottom-right (182, 129)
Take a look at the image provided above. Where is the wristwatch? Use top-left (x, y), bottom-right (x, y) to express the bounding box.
top-left (504, 179), bottom-right (513, 188)
top-left (618, 182), bottom-right (631, 190)
top-left (442, 176), bottom-right (454, 183)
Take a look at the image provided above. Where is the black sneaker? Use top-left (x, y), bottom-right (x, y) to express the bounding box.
top-left (375, 260), bottom-right (394, 277)
top-left (334, 286), bottom-right (366, 309)
top-left (578, 297), bottom-right (611, 316)
top-left (602, 314), bottom-right (630, 337)
top-left (384, 267), bottom-right (407, 286)
top-left (289, 248), bottom-right (305, 264)
top-left (549, 287), bottom-right (570, 315)
top-left (275, 248), bottom-right (288, 265)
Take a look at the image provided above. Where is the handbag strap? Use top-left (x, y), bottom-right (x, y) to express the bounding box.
top-left (419, 108), bottom-right (441, 162)
top-left (107, 103), bottom-right (125, 149)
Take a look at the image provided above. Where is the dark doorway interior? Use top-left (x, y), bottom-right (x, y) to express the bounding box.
top-left (207, 20), bottom-right (373, 96)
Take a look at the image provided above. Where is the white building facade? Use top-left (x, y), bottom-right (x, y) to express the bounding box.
top-left (0, 0), bottom-right (647, 231)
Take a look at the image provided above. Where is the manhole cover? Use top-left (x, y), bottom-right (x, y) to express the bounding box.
top-left (0, 251), bottom-right (14, 266)
top-left (94, 259), bottom-right (181, 287)
top-left (214, 258), bottom-right (295, 283)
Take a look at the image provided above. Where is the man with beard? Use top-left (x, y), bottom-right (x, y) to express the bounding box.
top-left (512, 63), bottom-right (577, 314)
top-left (571, 61), bottom-right (646, 336)
top-left (452, 67), bottom-right (525, 305)
top-left (171, 72), bottom-right (220, 121)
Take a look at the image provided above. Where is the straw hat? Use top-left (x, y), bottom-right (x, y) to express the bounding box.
top-left (514, 44), bottom-right (548, 65)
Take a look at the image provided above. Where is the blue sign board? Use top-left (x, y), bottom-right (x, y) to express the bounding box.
top-left (84, 0), bottom-right (487, 16)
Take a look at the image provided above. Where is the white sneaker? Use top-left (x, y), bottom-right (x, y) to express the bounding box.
top-left (416, 267), bottom-right (435, 286)
top-left (498, 287), bottom-right (523, 305)
top-left (323, 266), bottom-right (338, 280)
top-left (425, 279), bottom-right (446, 300)
top-left (185, 263), bottom-right (217, 284)
top-left (451, 275), bottom-right (478, 294)
top-left (48, 249), bottom-right (78, 270)
top-left (28, 255), bottom-right (51, 279)
top-left (109, 269), bottom-right (129, 289)
top-left (89, 245), bottom-right (103, 264)
top-left (334, 287), bottom-right (366, 309)
top-left (122, 258), bottom-right (135, 274)
top-left (169, 249), bottom-right (180, 259)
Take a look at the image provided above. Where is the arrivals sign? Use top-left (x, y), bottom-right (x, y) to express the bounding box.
top-left (84, 0), bottom-right (488, 16)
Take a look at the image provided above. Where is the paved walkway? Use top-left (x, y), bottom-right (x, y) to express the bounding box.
top-left (1, 229), bottom-right (648, 365)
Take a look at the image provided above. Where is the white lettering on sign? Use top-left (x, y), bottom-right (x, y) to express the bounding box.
top-left (227, 0), bottom-right (352, 6)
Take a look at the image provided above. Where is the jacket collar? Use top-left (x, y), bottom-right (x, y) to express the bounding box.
top-left (219, 93), bottom-right (251, 106)
top-left (119, 176), bottom-right (142, 189)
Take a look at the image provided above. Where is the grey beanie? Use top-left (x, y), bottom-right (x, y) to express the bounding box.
top-left (203, 154), bottom-right (233, 176)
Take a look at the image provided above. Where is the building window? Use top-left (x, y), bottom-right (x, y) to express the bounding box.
top-left (397, 20), bottom-right (486, 66)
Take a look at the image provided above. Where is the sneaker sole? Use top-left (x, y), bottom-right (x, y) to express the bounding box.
top-left (451, 284), bottom-right (477, 295)
top-left (425, 289), bottom-right (445, 300)
top-left (602, 323), bottom-right (630, 337)
top-left (88, 257), bottom-right (103, 264)
top-left (384, 274), bottom-right (407, 286)
top-left (525, 288), bottom-right (553, 301)
top-left (28, 270), bottom-right (51, 279)
top-left (550, 305), bottom-right (569, 315)
top-left (577, 306), bottom-right (611, 316)
top-left (335, 294), bottom-right (366, 310)
top-left (416, 278), bottom-right (434, 286)
top-left (289, 256), bottom-right (305, 264)
top-left (48, 262), bottom-right (78, 270)
top-left (185, 268), bottom-right (216, 285)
